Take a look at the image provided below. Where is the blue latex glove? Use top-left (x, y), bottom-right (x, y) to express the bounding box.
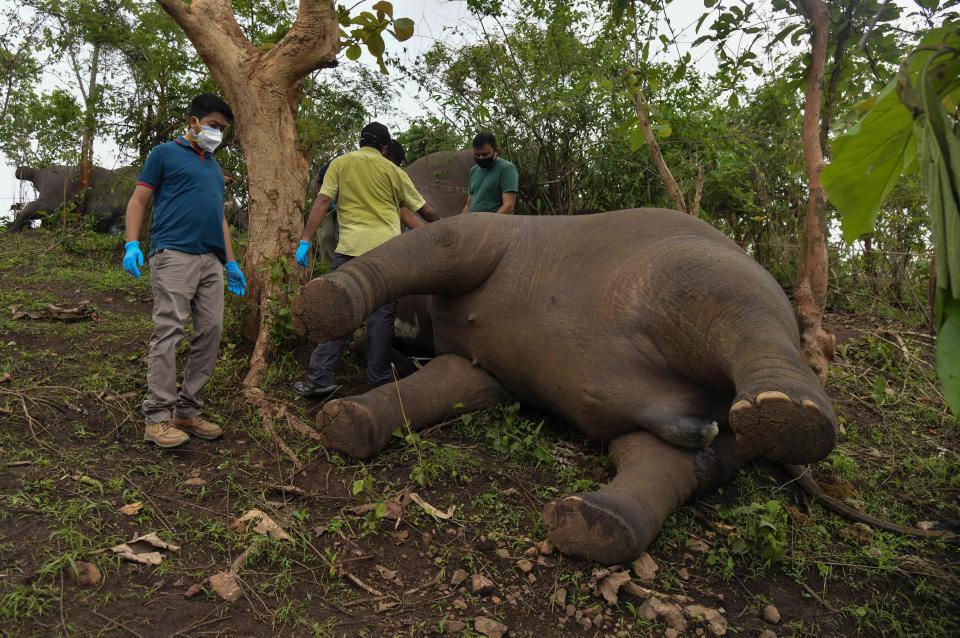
top-left (122, 241), bottom-right (144, 278)
top-left (225, 261), bottom-right (246, 297)
top-left (295, 239), bottom-right (311, 268)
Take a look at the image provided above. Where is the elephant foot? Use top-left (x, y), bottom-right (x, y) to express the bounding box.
top-left (318, 397), bottom-right (392, 460)
top-left (729, 390), bottom-right (836, 464)
top-left (543, 491), bottom-right (650, 565)
top-left (292, 274), bottom-right (364, 342)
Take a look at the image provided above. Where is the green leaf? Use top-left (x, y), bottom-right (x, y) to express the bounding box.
top-left (937, 292), bottom-right (960, 415)
top-left (372, 1), bottom-right (393, 17)
top-left (345, 44), bottom-right (362, 61)
top-left (351, 479), bottom-right (365, 496)
top-left (367, 31), bottom-right (386, 58)
top-left (822, 80), bottom-right (917, 242)
top-left (727, 92), bottom-right (739, 108)
top-left (629, 126), bottom-right (645, 151)
top-left (392, 17), bottom-right (415, 42)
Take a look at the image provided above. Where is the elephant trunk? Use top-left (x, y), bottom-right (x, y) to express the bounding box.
top-left (292, 214), bottom-right (510, 342)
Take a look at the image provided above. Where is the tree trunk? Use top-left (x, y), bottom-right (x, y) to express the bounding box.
top-left (157, 0), bottom-right (338, 391)
top-left (231, 83), bottom-right (311, 386)
top-left (793, 0), bottom-right (835, 383)
top-left (631, 92), bottom-right (688, 213)
top-left (78, 42), bottom-right (101, 196)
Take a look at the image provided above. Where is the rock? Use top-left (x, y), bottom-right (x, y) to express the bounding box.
top-left (592, 613), bottom-right (603, 627)
top-left (495, 548), bottom-right (511, 559)
top-left (526, 573), bottom-right (537, 583)
top-left (759, 631), bottom-right (778, 638)
top-left (538, 539), bottom-right (555, 555)
top-left (565, 604), bottom-right (576, 617)
top-left (762, 604), bottom-right (781, 625)
top-left (453, 598), bottom-right (468, 610)
top-left (632, 552), bottom-right (660, 583)
top-left (516, 559), bottom-right (534, 573)
top-left (685, 604), bottom-right (728, 636)
top-left (639, 597), bottom-right (688, 632)
top-left (474, 616), bottom-right (508, 638)
top-left (523, 546), bottom-right (538, 558)
top-left (552, 588), bottom-right (567, 607)
top-left (491, 596), bottom-right (502, 604)
top-left (451, 569), bottom-right (469, 587)
top-left (73, 561), bottom-right (102, 587)
top-left (444, 619), bottom-right (466, 633)
top-left (471, 574), bottom-right (495, 595)
top-left (579, 617), bottom-right (593, 630)
top-left (664, 629), bottom-right (680, 638)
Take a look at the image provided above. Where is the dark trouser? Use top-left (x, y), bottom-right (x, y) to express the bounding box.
top-left (306, 253), bottom-right (398, 388)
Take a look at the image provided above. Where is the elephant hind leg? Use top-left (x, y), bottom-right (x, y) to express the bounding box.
top-left (729, 391), bottom-right (835, 465)
top-left (317, 354), bottom-right (509, 459)
top-left (728, 340), bottom-right (838, 464)
top-left (543, 432), bottom-right (752, 565)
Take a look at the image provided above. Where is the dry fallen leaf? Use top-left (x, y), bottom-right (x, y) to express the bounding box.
top-left (0, 372), bottom-right (11, 383)
top-left (119, 502), bottom-right (143, 516)
top-left (391, 529), bottom-right (410, 545)
top-left (109, 532), bottom-right (180, 565)
top-left (632, 552), bottom-right (659, 583)
top-left (231, 509), bottom-right (292, 541)
top-left (595, 568), bottom-right (632, 605)
top-left (209, 571), bottom-right (242, 602)
top-left (409, 492), bottom-right (455, 520)
top-left (916, 521), bottom-right (937, 530)
top-left (184, 582), bottom-right (206, 598)
top-left (686, 537), bottom-right (711, 553)
top-left (374, 564), bottom-right (398, 581)
top-left (376, 601), bottom-right (400, 613)
top-left (183, 477), bottom-right (208, 488)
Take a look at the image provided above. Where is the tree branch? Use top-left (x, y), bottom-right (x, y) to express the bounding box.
top-left (631, 91), bottom-right (687, 213)
top-left (262, 0), bottom-right (339, 87)
top-left (155, 0), bottom-right (256, 88)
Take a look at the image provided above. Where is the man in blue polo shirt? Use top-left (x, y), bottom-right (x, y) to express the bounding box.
top-left (121, 93), bottom-right (246, 449)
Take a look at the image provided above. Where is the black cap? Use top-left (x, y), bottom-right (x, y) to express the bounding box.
top-left (360, 122), bottom-right (391, 148)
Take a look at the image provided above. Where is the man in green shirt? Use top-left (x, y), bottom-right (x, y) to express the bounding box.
top-left (462, 132), bottom-right (519, 214)
top-left (293, 122), bottom-right (440, 397)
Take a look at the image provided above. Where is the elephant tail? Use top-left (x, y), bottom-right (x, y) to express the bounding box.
top-left (784, 463), bottom-right (958, 542)
top-left (292, 214), bottom-right (511, 343)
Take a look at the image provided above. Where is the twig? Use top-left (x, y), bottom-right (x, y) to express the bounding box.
top-left (90, 610), bottom-right (146, 638)
top-left (344, 572), bottom-right (384, 597)
top-left (798, 580), bottom-right (840, 614)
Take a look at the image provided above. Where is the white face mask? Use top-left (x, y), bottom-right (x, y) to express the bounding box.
top-left (195, 125), bottom-right (223, 152)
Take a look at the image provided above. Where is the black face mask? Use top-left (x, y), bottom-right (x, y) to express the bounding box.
top-left (475, 155), bottom-right (496, 170)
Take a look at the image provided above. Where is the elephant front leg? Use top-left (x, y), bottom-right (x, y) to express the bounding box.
top-left (542, 432), bottom-right (753, 565)
top-left (318, 354), bottom-right (510, 459)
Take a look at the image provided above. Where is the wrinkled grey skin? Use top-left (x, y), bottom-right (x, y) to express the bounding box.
top-left (9, 165), bottom-right (137, 232)
top-left (394, 150), bottom-right (474, 354)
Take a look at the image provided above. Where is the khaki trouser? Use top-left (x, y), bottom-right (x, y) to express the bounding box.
top-left (142, 249), bottom-right (224, 424)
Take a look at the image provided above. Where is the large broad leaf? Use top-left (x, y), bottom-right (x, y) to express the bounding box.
top-left (821, 80), bottom-right (916, 242)
top-left (937, 292), bottom-right (960, 415)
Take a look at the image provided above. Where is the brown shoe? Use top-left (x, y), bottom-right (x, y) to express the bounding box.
top-left (144, 421), bottom-right (190, 448)
top-left (173, 414), bottom-right (223, 440)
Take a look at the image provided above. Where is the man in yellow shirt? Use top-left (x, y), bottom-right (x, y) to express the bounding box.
top-left (293, 122), bottom-right (440, 397)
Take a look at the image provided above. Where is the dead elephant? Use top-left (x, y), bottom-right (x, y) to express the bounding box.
top-left (291, 209), bottom-right (839, 565)
top-left (8, 164), bottom-right (137, 232)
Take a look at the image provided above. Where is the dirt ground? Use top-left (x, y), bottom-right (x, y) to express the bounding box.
top-left (1, 229), bottom-right (958, 637)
